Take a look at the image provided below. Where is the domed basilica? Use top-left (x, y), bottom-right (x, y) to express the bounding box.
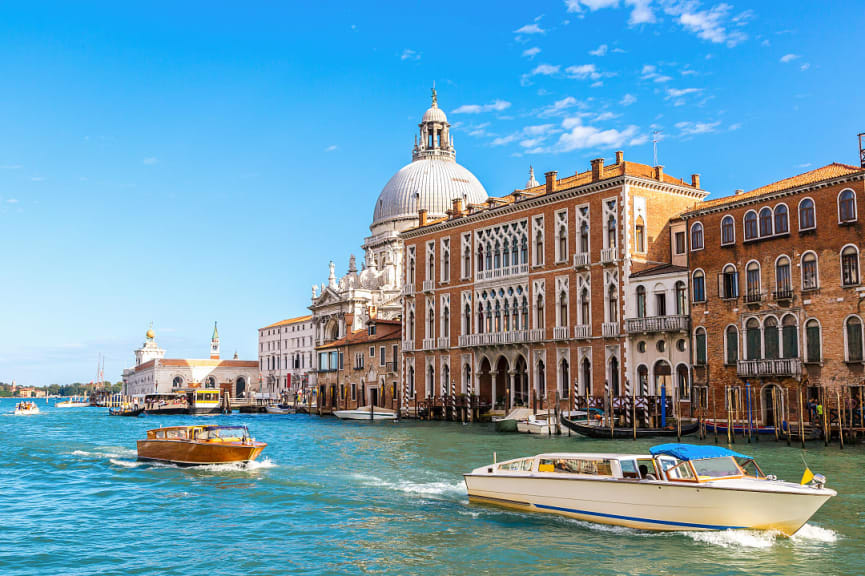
top-left (310, 90), bottom-right (488, 346)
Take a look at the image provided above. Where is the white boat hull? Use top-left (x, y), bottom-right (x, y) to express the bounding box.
top-left (56, 402), bottom-right (90, 408)
top-left (265, 406), bottom-right (295, 415)
top-left (334, 409), bottom-right (397, 421)
top-left (14, 407), bottom-right (40, 415)
top-left (464, 473), bottom-right (833, 535)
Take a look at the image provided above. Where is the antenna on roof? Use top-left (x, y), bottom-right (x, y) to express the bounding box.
top-left (859, 132), bottom-right (865, 168)
top-left (652, 130), bottom-right (662, 166)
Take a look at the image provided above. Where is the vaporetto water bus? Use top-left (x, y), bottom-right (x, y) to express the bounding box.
top-left (464, 444), bottom-right (835, 536)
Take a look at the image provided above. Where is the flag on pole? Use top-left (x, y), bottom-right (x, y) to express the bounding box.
top-left (800, 467), bottom-right (815, 485)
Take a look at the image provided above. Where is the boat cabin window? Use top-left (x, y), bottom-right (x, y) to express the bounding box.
top-left (665, 461), bottom-right (697, 482)
top-left (637, 458), bottom-right (657, 479)
top-left (154, 430), bottom-right (165, 439)
top-left (538, 458), bottom-right (613, 476)
top-left (619, 459), bottom-right (640, 479)
top-left (691, 457), bottom-right (744, 479)
top-left (498, 458), bottom-right (533, 472)
top-left (165, 429), bottom-right (187, 440)
top-left (737, 458), bottom-right (765, 479)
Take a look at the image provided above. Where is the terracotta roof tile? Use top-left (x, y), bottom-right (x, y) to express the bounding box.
top-left (316, 323), bottom-right (402, 350)
top-left (261, 315), bottom-right (312, 329)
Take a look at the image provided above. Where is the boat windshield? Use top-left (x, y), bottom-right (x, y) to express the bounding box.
top-left (497, 458), bottom-right (533, 472)
top-left (736, 458), bottom-right (766, 478)
top-left (690, 457), bottom-right (744, 479)
top-left (200, 426), bottom-right (249, 442)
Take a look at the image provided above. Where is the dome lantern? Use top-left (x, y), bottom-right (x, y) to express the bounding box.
top-left (413, 87), bottom-right (454, 162)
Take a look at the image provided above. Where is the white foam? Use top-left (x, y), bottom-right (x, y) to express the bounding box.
top-left (109, 458), bottom-right (143, 468)
top-left (353, 474), bottom-right (465, 497)
top-left (685, 529), bottom-right (779, 549)
top-left (791, 523), bottom-right (839, 543)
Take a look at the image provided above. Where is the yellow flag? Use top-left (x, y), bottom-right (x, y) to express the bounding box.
top-left (800, 467), bottom-right (814, 485)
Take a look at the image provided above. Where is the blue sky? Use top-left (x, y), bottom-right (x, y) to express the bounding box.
top-left (1, 1), bottom-right (862, 385)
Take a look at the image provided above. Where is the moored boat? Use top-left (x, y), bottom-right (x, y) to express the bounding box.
top-left (13, 401), bottom-right (40, 415)
top-left (333, 405), bottom-right (397, 421)
top-left (265, 404), bottom-right (296, 415)
top-left (136, 425), bottom-right (266, 466)
top-left (464, 443), bottom-right (835, 536)
top-left (702, 419), bottom-right (781, 436)
top-left (108, 405), bottom-right (144, 417)
top-left (56, 396), bottom-right (90, 408)
top-left (561, 417), bottom-right (699, 439)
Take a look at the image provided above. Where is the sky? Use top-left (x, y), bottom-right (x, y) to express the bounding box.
top-left (0, 1), bottom-right (862, 386)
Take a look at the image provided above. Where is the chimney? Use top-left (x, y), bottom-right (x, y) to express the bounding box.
top-left (418, 208), bottom-right (428, 226)
top-left (451, 197), bottom-right (463, 216)
top-left (654, 165), bottom-right (664, 182)
top-left (344, 313), bottom-right (354, 335)
top-left (734, 189), bottom-right (744, 196)
top-left (591, 158), bottom-right (605, 181)
top-left (691, 174), bottom-right (701, 188)
top-left (544, 171), bottom-right (558, 193)
top-left (615, 150), bottom-right (624, 164)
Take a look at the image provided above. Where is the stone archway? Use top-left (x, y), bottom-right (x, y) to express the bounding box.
top-left (478, 357), bottom-right (493, 408)
top-left (514, 355), bottom-right (528, 407)
top-left (761, 384), bottom-right (783, 426)
top-left (495, 356), bottom-right (510, 409)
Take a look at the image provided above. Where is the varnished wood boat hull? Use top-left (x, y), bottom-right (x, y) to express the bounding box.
top-left (137, 439), bottom-right (266, 466)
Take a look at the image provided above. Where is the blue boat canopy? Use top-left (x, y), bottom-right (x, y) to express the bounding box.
top-left (650, 444), bottom-right (751, 461)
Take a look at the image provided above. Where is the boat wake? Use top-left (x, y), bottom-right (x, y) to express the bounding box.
top-left (684, 523), bottom-right (839, 549)
top-left (71, 447), bottom-right (138, 459)
top-left (109, 458), bottom-right (143, 468)
top-left (353, 474), bottom-right (466, 498)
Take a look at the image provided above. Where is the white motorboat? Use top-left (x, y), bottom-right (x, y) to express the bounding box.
top-left (515, 410), bottom-right (596, 435)
top-left (13, 401), bottom-right (40, 415)
top-left (56, 396), bottom-right (90, 408)
top-left (333, 406), bottom-right (397, 421)
top-left (464, 443), bottom-right (835, 536)
top-left (265, 404), bottom-right (296, 415)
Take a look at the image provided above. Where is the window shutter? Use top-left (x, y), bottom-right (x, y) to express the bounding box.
top-left (717, 273), bottom-right (724, 298)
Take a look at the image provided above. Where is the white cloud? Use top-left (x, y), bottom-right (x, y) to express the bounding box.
top-left (537, 96), bottom-right (582, 117)
top-left (566, 0), bottom-right (620, 12)
top-left (590, 44), bottom-right (608, 56)
top-left (641, 64), bottom-right (671, 83)
top-left (780, 53), bottom-right (799, 63)
top-left (626, 0), bottom-right (656, 24)
top-left (800, 63), bottom-right (810, 71)
top-left (531, 63), bottom-right (560, 76)
top-left (400, 49), bottom-right (421, 61)
top-left (523, 47), bottom-right (541, 59)
top-left (6, 198), bottom-right (18, 204)
top-left (0, 164), bottom-right (22, 170)
top-left (514, 23), bottom-right (546, 34)
top-left (620, 93), bottom-right (637, 106)
top-left (452, 100), bottom-right (512, 114)
top-left (492, 124), bottom-right (559, 148)
top-left (665, 87), bottom-right (702, 105)
top-left (673, 3), bottom-right (747, 47)
top-left (595, 111), bottom-right (619, 121)
top-left (565, 64), bottom-right (602, 80)
top-left (491, 134), bottom-right (520, 147)
top-left (675, 120), bottom-right (721, 135)
top-left (142, 157), bottom-right (158, 165)
top-left (325, 145), bottom-right (339, 152)
top-left (555, 117), bottom-right (641, 152)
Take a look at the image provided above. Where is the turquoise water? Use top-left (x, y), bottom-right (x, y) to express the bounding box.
top-left (1, 398), bottom-right (862, 576)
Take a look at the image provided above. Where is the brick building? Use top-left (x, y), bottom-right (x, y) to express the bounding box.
top-left (400, 153), bottom-right (706, 415)
top-left (314, 316), bottom-right (401, 412)
top-left (682, 162), bottom-right (865, 425)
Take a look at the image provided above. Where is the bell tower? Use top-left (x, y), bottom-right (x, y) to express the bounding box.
top-left (210, 321), bottom-right (220, 360)
top-left (412, 87), bottom-right (455, 162)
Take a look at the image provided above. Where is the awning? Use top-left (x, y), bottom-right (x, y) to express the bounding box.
top-left (650, 443), bottom-right (750, 461)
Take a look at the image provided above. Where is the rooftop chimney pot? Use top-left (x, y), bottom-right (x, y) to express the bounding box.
top-left (691, 174), bottom-right (701, 189)
top-left (544, 171), bottom-right (558, 193)
top-left (615, 151), bottom-right (624, 164)
top-left (418, 208), bottom-right (428, 226)
top-left (591, 158), bottom-right (605, 181)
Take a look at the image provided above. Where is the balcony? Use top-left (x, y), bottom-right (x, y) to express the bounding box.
top-left (773, 287), bottom-right (793, 301)
top-left (476, 262), bottom-right (529, 283)
top-left (600, 247), bottom-right (616, 264)
top-left (573, 253), bottom-right (589, 268)
top-left (457, 329), bottom-right (545, 347)
top-left (403, 284), bottom-right (415, 297)
top-left (574, 324), bottom-right (591, 339)
top-left (422, 338), bottom-right (435, 350)
top-left (624, 315), bottom-right (689, 334)
top-left (384, 361), bottom-right (398, 373)
top-left (743, 291), bottom-right (763, 304)
top-left (602, 322), bottom-right (619, 338)
top-left (737, 358), bottom-right (802, 378)
top-left (553, 326), bottom-right (569, 340)
top-left (436, 337), bottom-right (450, 349)
top-left (402, 339), bottom-right (414, 352)
top-left (422, 280), bottom-right (435, 293)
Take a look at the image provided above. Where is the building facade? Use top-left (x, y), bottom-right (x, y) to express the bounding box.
top-left (122, 324), bottom-right (258, 398)
top-left (258, 315), bottom-right (315, 395)
top-left (683, 162), bottom-right (865, 424)
top-left (314, 316), bottom-right (401, 412)
top-left (400, 154), bottom-right (706, 414)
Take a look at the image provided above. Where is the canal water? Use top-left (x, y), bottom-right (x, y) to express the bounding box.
top-left (1, 398), bottom-right (862, 576)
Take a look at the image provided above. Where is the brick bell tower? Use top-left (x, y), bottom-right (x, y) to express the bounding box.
top-left (210, 321), bottom-right (220, 360)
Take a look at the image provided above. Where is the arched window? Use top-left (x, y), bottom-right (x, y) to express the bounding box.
top-left (503, 300), bottom-right (511, 331)
top-left (846, 316), bottom-right (863, 362)
top-left (485, 244), bottom-right (492, 271)
top-left (477, 306), bottom-right (484, 334)
top-left (485, 302), bottom-right (492, 333)
top-left (427, 365), bottom-right (435, 398)
top-left (442, 306), bottom-right (450, 338)
top-left (560, 358), bottom-right (570, 399)
top-left (442, 246), bottom-right (450, 281)
top-left (802, 252), bottom-right (819, 290)
top-left (580, 288), bottom-right (590, 325)
top-left (774, 204), bottom-right (789, 234)
top-left (536, 293), bottom-right (544, 330)
top-left (442, 364), bottom-right (450, 396)
top-left (763, 317), bottom-right (779, 359)
top-left (205, 376), bottom-right (216, 389)
top-left (559, 290), bottom-right (568, 327)
top-left (653, 360), bottom-right (670, 396)
top-left (408, 254), bottom-right (416, 283)
top-left (520, 236), bottom-right (528, 264)
top-left (477, 245), bottom-right (484, 272)
top-left (535, 230), bottom-right (543, 265)
top-left (722, 264), bottom-right (738, 299)
top-left (609, 357), bottom-right (620, 397)
top-left (721, 216), bottom-right (735, 245)
top-left (746, 261), bottom-right (761, 300)
top-left (581, 358), bottom-right (591, 396)
top-left (463, 246), bottom-right (471, 278)
top-left (782, 315), bottom-right (798, 359)
top-left (636, 285), bottom-right (646, 318)
top-left (759, 207), bottom-right (773, 237)
top-left (839, 189), bottom-right (857, 223)
top-left (690, 222), bottom-right (704, 250)
top-left (744, 210), bottom-right (758, 240)
top-left (408, 366), bottom-right (415, 396)
top-left (408, 310), bottom-right (415, 339)
top-left (537, 360), bottom-right (545, 396)
top-left (692, 270), bottom-right (706, 302)
top-left (558, 225), bottom-right (567, 261)
top-left (695, 327), bottom-right (707, 365)
top-left (511, 237), bottom-right (518, 266)
top-left (579, 222), bottom-right (589, 253)
top-left (427, 306), bottom-right (435, 338)
top-left (725, 325), bottom-right (739, 364)
top-left (745, 318), bottom-right (761, 360)
top-left (608, 284), bottom-right (618, 323)
top-left (607, 215), bottom-right (617, 248)
top-left (675, 281), bottom-right (687, 315)
top-left (635, 217), bottom-right (645, 252)
top-left (502, 238), bottom-right (510, 268)
top-left (842, 245), bottom-right (860, 286)
top-left (493, 241), bottom-right (501, 269)
top-left (521, 297), bottom-right (529, 330)
top-left (172, 376), bottom-right (184, 388)
top-left (676, 364), bottom-right (690, 400)
top-left (463, 304), bottom-right (471, 335)
top-left (805, 319), bottom-right (821, 363)
top-left (463, 364), bottom-right (472, 395)
top-left (775, 256), bottom-right (791, 296)
top-left (799, 198), bottom-right (816, 230)
top-left (494, 301), bottom-right (501, 332)
top-left (637, 365), bottom-right (649, 396)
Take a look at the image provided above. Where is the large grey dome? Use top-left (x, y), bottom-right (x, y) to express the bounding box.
top-left (372, 158), bottom-right (488, 227)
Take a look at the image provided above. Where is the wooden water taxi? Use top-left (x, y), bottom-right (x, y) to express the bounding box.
top-left (136, 425), bottom-right (266, 466)
top-left (334, 405), bottom-right (397, 421)
top-left (465, 444), bottom-right (835, 536)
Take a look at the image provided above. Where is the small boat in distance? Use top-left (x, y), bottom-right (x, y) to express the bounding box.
top-left (14, 401), bottom-right (40, 415)
top-left (108, 405), bottom-right (144, 417)
top-left (561, 416), bottom-right (699, 439)
top-left (56, 396), bottom-right (90, 408)
top-left (265, 404), bottom-right (296, 415)
top-left (334, 405), bottom-right (397, 421)
top-left (464, 444), bottom-right (835, 536)
top-left (136, 425), bottom-right (266, 466)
